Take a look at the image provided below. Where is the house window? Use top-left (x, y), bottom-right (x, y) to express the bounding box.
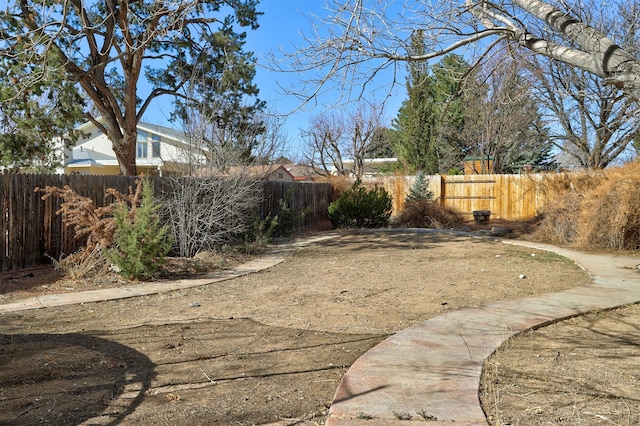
top-left (137, 141), bottom-right (148, 158)
top-left (137, 130), bottom-right (148, 158)
top-left (151, 134), bottom-right (161, 158)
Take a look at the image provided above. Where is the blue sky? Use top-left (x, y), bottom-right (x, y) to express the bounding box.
top-left (144, 0), bottom-right (407, 159)
top-left (249, 0), bottom-right (407, 157)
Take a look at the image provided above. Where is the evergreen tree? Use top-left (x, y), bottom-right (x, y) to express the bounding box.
top-left (392, 30), bottom-right (438, 173)
top-left (0, 52), bottom-right (85, 170)
top-left (430, 55), bottom-right (473, 174)
top-left (107, 178), bottom-right (172, 280)
top-left (367, 127), bottom-right (397, 159)
top-left (392, 43), bottom-right (472, 174)
top-left (406, 171), bottom-right (434, 203)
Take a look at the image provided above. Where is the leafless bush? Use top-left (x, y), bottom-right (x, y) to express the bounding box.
top-left (393, 200), bottom-right (465, 229)
top-left (162, 93), bottom-right (284, 257)
top-left (162, 174), bottom-right (264, 257)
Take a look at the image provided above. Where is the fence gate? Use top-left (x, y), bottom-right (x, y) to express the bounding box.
top-left (439, 175), bottom-right (495, 216)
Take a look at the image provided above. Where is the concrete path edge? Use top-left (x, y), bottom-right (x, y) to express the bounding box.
top-left (0, 234), bottom-right (340, 314)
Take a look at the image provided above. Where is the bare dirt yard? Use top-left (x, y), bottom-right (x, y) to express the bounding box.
top-left (0, 229), bottom-right (638, 425)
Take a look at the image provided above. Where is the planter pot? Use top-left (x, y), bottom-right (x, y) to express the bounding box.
top-left (473, 210), bottom-right (491, 224)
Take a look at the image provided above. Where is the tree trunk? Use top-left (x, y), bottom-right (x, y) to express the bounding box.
top-left (113, 133), bottom-right (138, 176)
top-left (97, 114), bottom-right (138, 176)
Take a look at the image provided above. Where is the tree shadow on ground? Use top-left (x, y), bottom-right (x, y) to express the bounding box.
top-left (312, 229), bottom-right (492, 253)
top-left (0, 333), bottom-right (155, 425)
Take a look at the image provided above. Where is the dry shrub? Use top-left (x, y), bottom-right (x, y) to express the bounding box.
top-left (539, 169), bottom-right (607, 195)
top-left (38, 187), bottom-right (120, 248)
top-left (37, 180), bottom-right (145, 276)
top-left (51, 246), bottom-right (111, 280)
top-left (533, 162), bottom-right (640, 250)
top-left (576, 164), bottom-right (640, 250)
top-left (315, 174), bottom-right (354, 202)
top-left (393, 200), bottom-right (465, 229)
top-left (530, 191), bottom-right (583, 246)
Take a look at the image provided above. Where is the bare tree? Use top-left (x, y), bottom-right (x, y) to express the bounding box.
top-left (348, 104), bottom-right (386, 177)
top-left (530, 59), bottom-right (639, 169)
top-left (301, 102), bottom-right (386, 178)
top-left (460, 48), bottom-right (552, 173)
top-left (525, 2), bottom-right (640, 169)
top-left (279, 0), bottom-right (640, 103)
top-left (301, 112), bottom-right (346, 176)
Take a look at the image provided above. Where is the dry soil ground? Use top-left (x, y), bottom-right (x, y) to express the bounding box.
top-left (0, 230), bottom-right (638, 425)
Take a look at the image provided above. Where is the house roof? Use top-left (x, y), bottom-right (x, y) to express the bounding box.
top-left (76, 118), bottom-right (187, 145)
top-left (281, 164), bottom-right (319, 181)
top-left (66, 158), bottom-right (118, 168)
top-left (137, 122), bottom-right (187, 143)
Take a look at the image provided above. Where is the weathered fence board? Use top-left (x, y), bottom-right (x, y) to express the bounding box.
top-left (1, 173), bottom-right (332, 272)
top-left (261, 181), bottom-right (332, 231)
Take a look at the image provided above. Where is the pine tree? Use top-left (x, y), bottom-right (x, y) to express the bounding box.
top-left (430, 55), bottom-right (472, 174)
top-left (107, 178), bottom-right (172, 280)
top-left (406, 171), bottom-right (434, 203)
top-left (0, 52), bottom-right (85, 170)
top-left (392, 34), bottom-right (472, 174)
top-left (391, 30), bottom-right (439, 173)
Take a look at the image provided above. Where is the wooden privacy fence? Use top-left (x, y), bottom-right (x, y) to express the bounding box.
top-left (1, 173), bottom-right (332, 272)
top-left (1, 173), bottom-right (139, 272)
top-left (380, 173), bottom-right (546, 220)
top-left (260, 181), bottom-right (333, 231)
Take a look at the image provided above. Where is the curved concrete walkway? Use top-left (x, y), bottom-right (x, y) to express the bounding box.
top-left (0, 234), bottom-right (338, 314)
top-left (1, 232), bottom-right (638, 425)
top-left (326, 240), bottom-right (640, 425)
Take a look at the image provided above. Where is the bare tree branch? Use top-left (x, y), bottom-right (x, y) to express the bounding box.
top-left (279, 0), bottom-right (640, 104)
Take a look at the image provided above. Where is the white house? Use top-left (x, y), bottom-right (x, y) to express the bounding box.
top-left (63, 119), bottom-right (195, 175)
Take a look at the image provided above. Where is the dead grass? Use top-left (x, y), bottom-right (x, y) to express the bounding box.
top-left (481, 304), bottom-right (640, 425)
top-left (315, 175), bottom-right (354, 202)
top-left (532, 161), bottom-right (640, 250)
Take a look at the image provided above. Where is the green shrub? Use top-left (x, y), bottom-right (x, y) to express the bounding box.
top-left (242, 213), bottom-right (279, 251)
top-left (107, 178), bottom-right (172, 280)
top-left (328, 180), bottom-right (392, 228)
